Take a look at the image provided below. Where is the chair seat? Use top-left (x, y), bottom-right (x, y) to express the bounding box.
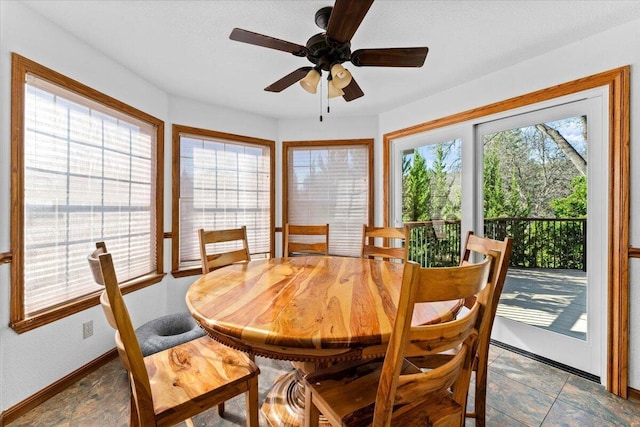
top-left (305, 358), bottom-right (462, 427)
top-left (135, 312), bottom-right (206, 356)
top-left (146, 336), bottom-right (259, 426)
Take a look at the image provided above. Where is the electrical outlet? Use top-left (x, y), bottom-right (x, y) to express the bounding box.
top-left (83, 320), bottom-right (93, 339)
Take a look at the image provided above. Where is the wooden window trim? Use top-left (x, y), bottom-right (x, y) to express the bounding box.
top-left (382, 67), bottom-right (630, 397)
top-left (282, 138), bottom-right (375, 235)
top-left (10, 273), bottom-right (165, 333)
top-left (171, 124), bottom-right (276, 276)
top-left (10, 53), bottom-right (165, 333)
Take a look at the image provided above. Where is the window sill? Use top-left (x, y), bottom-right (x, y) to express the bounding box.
top-left (10, 272), bottom-right (165, 334)
top-left (171, 267), bottom-right (202, 278)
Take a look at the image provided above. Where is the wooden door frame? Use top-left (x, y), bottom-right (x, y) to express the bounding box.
top-left (382, 67), bottom-right (630, 397)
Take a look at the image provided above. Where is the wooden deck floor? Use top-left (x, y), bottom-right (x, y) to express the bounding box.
top-left (497, 267), bottom-right (587, 340)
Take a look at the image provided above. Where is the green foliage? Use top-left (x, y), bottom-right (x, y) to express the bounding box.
top-left (402, 150), bottom-right (430, 221)
top-left (550, 176), bottom-right (587, 218)
top-left (402, 142), bottom-right (461, 222)
top-left (483, 148), bottom-right (507, 218)
top-left (506, 171), bottom-right (530, 217)
top-left (431, 145), bottom-right (456, 219)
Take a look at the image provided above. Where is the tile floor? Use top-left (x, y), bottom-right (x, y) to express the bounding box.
top-left (7, 345), bottom-right (640, 427)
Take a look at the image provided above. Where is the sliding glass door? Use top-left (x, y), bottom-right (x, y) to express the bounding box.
top-left (476, 97), bottom-right (605, 377)
top-left (392, 92), bottom-right (607, 379)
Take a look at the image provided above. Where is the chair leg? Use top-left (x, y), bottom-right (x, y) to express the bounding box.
top-left (475, 363), bottom-right (488, 427)
top-left (247, 377), bottom-right (260, 427)
top-left (304, 385), bottom-right (320, 427)
top-left (129, 383), bottom-right (140, 427)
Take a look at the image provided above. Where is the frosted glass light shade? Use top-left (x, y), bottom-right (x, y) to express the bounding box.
top-left (330, 63), bottom-right (352, 89)
top-left (300, 69), bottom-right (321, 94)
top-left (328, 80), bottom-right (344, 98)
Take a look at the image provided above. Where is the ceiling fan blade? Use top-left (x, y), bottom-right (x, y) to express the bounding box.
top-left (351, 47), bottom-right (429, 67)
top-left (342, 77), bottom-right (364, 102)
top-left (230, 28), bottom-right (308, 56)
top-left (264, 67), bottom-right (313, 92)
top-left (326, 0), bottom-right (374, 43)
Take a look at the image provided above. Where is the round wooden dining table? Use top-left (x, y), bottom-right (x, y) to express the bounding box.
top-left (186, 256), bottom-right (462, 426)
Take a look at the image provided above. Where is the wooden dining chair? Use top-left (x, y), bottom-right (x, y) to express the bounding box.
top-left (283, 223), bottom-right (329, 257)
top-left (458, 231), bottom-right (513, 427)
top-left (304, 255), bottom-right (495, 427)
top-left (88, 246), bottom-right (260, 427)
top-left (407, 231), bottom-right (512, 427)
top-left (198, 226), bottom-right (251, 274)
top-left (88, 242), bottom-right (205, 357)
top-left (361, 224), bottom-right (409, 262)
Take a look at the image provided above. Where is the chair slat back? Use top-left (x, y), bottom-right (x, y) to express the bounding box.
top-left (373, 257), bottom-right (493, 426)
top-left (198, 226), bottom-right (251, 273)
top-left (87, 241), bottom-right (108, 285)
top-left (89, 251), bottom-right (156, 425)
top-left (361, 225), bottom-right (409, 262)
top-left (283, 224), bottom-right (329, 257)
top-left (461, 232), bottom-right (512, 358)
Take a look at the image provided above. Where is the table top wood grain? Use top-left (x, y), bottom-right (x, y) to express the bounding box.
top-left (186, 256), bottom-right (462, 362)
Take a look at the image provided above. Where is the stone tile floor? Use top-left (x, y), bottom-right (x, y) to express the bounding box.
top-left (7, 345), bottom-right (640, 426)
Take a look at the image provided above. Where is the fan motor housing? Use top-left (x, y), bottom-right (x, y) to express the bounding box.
top-left (305, 32), bottom-right (351, 71)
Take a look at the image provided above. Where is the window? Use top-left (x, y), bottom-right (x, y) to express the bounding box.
top-left (172, 125), bottom-right (274, 275)
top-left (10, 54), bottom-right (164, 332)
top-left (283, 139), bottom-right (373, 257)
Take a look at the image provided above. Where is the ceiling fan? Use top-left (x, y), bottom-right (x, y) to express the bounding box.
top-left (229, 0), bottom-right (429, 102)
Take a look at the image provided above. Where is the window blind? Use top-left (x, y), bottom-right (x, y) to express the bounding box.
top-left (23, 73), bottom-right (157, 315)
top-left (178, 134), bottom-right (271, 268)
top-left (287, 145), bottom-right (369, 257)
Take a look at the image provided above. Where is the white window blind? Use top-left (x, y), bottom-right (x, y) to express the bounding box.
top-left (178, 134), bottom-right (271, 268)
top-left (287, 145), bottom-right (369, 257)
top-left (23, 73), bottom-right (157, 315)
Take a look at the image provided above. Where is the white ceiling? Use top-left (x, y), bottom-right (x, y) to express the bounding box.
top-left (21, 0), bottom-right (640, 120)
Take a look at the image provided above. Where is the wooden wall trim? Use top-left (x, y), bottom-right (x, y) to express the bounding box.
top-left (0, 349), bottom-right (117, 425)
top-left (0, 252), bottom-right (12, 264)
top-left (382, 66), bottom-right (630, 397)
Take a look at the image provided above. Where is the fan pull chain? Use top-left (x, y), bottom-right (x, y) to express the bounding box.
top-left (319, 79), bottom-right (323, 122)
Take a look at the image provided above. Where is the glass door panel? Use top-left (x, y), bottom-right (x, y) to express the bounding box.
top-left (401, 139), bottom-right (462, 267)
top-left (477, 97), bottom-right (605, 377)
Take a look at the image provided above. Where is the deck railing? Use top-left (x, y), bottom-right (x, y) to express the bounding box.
top-left (406, 217), bottom-right (587, 270)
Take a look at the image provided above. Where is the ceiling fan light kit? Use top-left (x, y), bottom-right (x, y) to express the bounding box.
top-left (229, 0), bottom-right (429, 105)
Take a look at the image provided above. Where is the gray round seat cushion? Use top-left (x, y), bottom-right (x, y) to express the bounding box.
top-left (135, 312), bottom-right (206, 357)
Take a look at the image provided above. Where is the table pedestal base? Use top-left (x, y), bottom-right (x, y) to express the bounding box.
top-left (261, 370), bottom-right (330, 427)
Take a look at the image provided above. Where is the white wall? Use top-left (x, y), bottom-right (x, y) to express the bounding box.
top-left (379, 18), bottom-right (640, 389)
